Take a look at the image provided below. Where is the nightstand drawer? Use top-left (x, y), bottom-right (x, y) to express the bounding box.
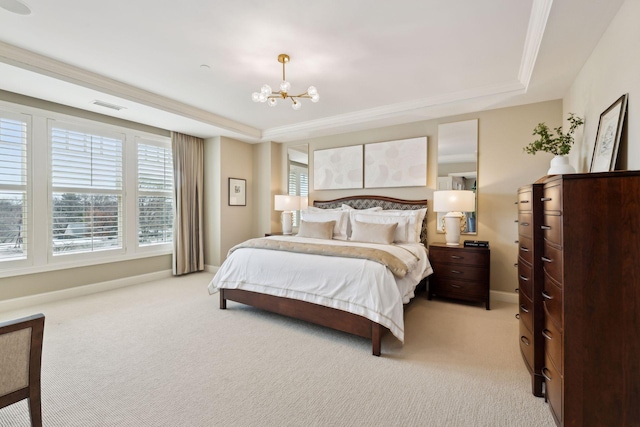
top-left (518, 189), bottom-right (533, 211)
top-left (518, 212), bottom-right (533, 238)
top-left (433, 264), bottom-right (488, 282)
top-left (518, 236), bottom-right (533, 265)
top-left (542, 182), bottom-right (562, 213)
top-left (517, 259), bottom-right (533, 299)
top-left (542, 244), bottom-right (563, 284)
top-left (519, 293), bottom-right (534, 333)
top-left (428, 247), bottom-right (488, 267)
top-left (542, 276), bottom-right (562, 327)
top-left (543, 313), bottom-right (562, 373)
top-left (541, 213), bottom-right (562, 247)
top-left (519, 320), bottom-right (535, 372)
top-left (431, 278), bottom-right (487, 299)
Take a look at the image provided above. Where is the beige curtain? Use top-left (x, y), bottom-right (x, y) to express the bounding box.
top-left (172, 132), bottom-right (204, 275)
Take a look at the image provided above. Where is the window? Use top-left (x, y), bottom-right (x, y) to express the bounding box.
top-left (0, 112), bottom-right (28, 263)
top-left (50, 124), bottom-right (123, 255)
top-left (137, 139), bottom-right (173, 246)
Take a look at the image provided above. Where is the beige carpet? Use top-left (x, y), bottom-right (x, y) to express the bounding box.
top-left (0, 273), bottom-right (554, 427)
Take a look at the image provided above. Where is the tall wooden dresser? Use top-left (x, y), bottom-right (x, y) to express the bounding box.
top-left (520, 171), bottom-right (640, 426)
top-left (516, 183), bottom-right (544, 397)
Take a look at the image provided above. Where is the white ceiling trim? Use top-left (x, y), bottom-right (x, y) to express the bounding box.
top-left (518, 0), bottom-right (554, 90)
top-left (0, 41), bottom-right (261, 139)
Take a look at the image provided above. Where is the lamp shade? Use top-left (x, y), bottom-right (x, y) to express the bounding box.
top-left (433, 190), bottom-right (475, 213)
top-left (274, 195), bottom-right (300, 211)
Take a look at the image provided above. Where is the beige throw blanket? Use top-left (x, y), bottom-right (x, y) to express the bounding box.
top-left (229, 238), bottom-right (409, 278)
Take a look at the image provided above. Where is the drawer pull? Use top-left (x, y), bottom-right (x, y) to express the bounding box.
top-left (515, 288), bottom-right (519, 293)
top-left (542, 329), bottom-right (553, 340)
top-left (520, 336), bottom-right (530, 346)
top-left (520, 247), bottom-right (529, 252)
top-left (514, 201), bottom-right (518, 205)
top-left (519, 275), bottom-right (529, 281)
top-left (541, 197), bottom-right (552, 202)
top-left (521, 222), bottom-right (530, 226)
top-left (541, 225), bottom-right (551, 230)
top-left (514, 240), bottom-right (519, 244)
top-left (520, 200), bottom-right (530, 204)
top-left (514, 263), bottom-right (518, 267)
top-left (515, 313), bottom-right (520, 319)
top-left (542, 290), bottom-right (553, 300)
top-left (514, 219), bottom-right (519, 223)
top-left (450, 255), bottom-right (463, 259)
top-left (450, 284), bottom-right (461, 289)
top-left (520, 304), bottom-right (529, 313)
top-left (541, 367), bottom-right (552, 382)
top-left (541, 256), bottom-right (552, 263)
top-left (450, 270), bottom-right (463, 274)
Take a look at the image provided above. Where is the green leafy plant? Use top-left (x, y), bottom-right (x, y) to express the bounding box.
top-left (524, 113), bottom-right (584, 156)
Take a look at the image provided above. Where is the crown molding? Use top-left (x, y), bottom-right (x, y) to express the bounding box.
top-left (0, 40), bottom-right (261, 139)
top-left (518, 0), bottom-right (554, 90)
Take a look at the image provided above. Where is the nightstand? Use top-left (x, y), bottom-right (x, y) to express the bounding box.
top-left (428, 242), bottom-right (490, 309)
top-left (264, 232), bottom-right (284, 237)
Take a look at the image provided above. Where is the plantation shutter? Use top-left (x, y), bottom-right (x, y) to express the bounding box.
top-left (50, 125), bottom-right (123, 255)
top-left (0, 113), bottom-right (28, 262)
top-left (137, 141), bottom-right (173, 245)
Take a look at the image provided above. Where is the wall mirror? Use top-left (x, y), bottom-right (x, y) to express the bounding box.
top-left (436, 119), bottom-right (478, 234)
top-left (287, 144), bottom-right (308, 226)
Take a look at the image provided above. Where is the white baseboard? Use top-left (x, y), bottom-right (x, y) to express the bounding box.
top-left (490, 290), bottom-right (518, 304)
top-left (0, 269), bottom-right (173, 313)
top-left (204, 264), bottom-right (220, 274)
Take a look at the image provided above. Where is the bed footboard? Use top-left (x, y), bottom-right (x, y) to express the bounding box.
top-left (219, 289), bottom-right (384, 356)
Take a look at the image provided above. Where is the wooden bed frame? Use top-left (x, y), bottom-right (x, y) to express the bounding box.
top-left (219, 195), bottom-right (429, 356)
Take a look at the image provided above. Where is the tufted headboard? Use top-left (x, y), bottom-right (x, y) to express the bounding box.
top-left (313, 195), bottom-right (429, 245)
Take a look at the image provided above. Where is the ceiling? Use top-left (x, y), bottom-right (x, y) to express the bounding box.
top-left (0, 0), bottom-right (624, 143)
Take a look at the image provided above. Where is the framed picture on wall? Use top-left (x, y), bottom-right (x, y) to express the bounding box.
top-left (590, 94), bottom-right (628, 172)
top-left (228, 178), bottom-right (246, 206)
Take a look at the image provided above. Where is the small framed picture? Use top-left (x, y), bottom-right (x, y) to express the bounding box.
top-left (590, 94), bottom-right (628, 172)
top-left (228, 178), bottom-right (246, 206)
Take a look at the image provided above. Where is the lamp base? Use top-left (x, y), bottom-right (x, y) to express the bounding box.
top-left (281, 211), bottom-right (293, 235)
top-left (443, 213), bottom-right (462, 246)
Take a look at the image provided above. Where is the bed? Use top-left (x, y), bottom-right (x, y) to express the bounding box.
top-left (207, 196), bottom-right (432, 356)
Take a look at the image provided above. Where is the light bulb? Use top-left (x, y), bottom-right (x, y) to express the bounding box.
top-left (252, 92), bottom-right (260, 102)
top-left (307, 86), bottom-right (317, 96)
top-left (268, 98), bottom-right (277, 107)
top-left (311, 93), bottom-right (320, 103)
top-left (292, 100), bottom-right (302, 110)
top-left (258, 93), bottom-right (267, 103)
top-left (261, 84), bottom-right (272, 96)
top-left (280, 80), bottom-right (291, 93)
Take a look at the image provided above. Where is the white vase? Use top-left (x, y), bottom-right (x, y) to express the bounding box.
top-left (547, 155), bottom-right (576, 175)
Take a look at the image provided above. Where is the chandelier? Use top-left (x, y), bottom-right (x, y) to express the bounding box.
top-left (251, 54), bottom-right (319, 110)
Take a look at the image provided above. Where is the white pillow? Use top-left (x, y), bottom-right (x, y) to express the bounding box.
top-left (351, 211), bottom-right (411, 243)
top-left (351, 208), bottom-right (427, 243)
top-left (350, 220), bottom-right (397, 245)
top-left (300, 209), bottom-right (349, 240)
top-left (297, 220), bottom-right (335, 240)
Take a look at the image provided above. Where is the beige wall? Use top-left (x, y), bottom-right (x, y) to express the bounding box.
top-left (281, 100), bottom-right (562, 294)
top-left (252, 142), bottom-right (283, 237)
top-left (564, 0), bottom-right (640, 172)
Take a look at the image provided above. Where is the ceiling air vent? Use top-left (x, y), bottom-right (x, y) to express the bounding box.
top-left (92, 100), bottom-right (126, 111)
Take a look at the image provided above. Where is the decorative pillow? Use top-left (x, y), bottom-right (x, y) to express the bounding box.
top-left (351, 211), bottom-right (411, 243)
top-left (300, 209), bottom-right (349, 240)
top-left (350, 220), bottom-right (397, 245)
top-left (345, 206), bottom-right (383, 238)
top-left (297, 220), bottom-right (336, 240)
top-left (351, 208), bottom-right (427, 243)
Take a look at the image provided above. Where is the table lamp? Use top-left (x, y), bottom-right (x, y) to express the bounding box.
top-left (433, 190), bottom-right (476, 245)
top-left (274, 195), bottom-right (301, 235)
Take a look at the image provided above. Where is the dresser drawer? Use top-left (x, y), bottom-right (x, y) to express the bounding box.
top-left (519, 293), bottom-right (534, 333)
top-left (543, 313), bottom-right (562, 373)
top-left (542, 213), bottom-right (562, 247)
top-left (519, 320), bottom-right (535, 372)
top-left (517, 189), bottom-right (533, 211)
top-left (543, 354), bottom-right (563, 426)
top-left (428, 247), bottom-right (488, 266)
top-left (518, 212), bottom-right (533, 238)
top-left (542, 275), bottom-right (562, 327)
top-left (542, 244), bottom-right (563, 284)
top-left (517, 259), bottom-right (533, 299)
top-left (518, 236), bottom-right (533, 265)
top-left (542, 182), bottom-right (562, 212)
top-left (431, 278), bottom-right (487, 300)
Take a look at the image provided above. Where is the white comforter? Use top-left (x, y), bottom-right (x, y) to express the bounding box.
top-left (207, 236), bottom-right (433, 342)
